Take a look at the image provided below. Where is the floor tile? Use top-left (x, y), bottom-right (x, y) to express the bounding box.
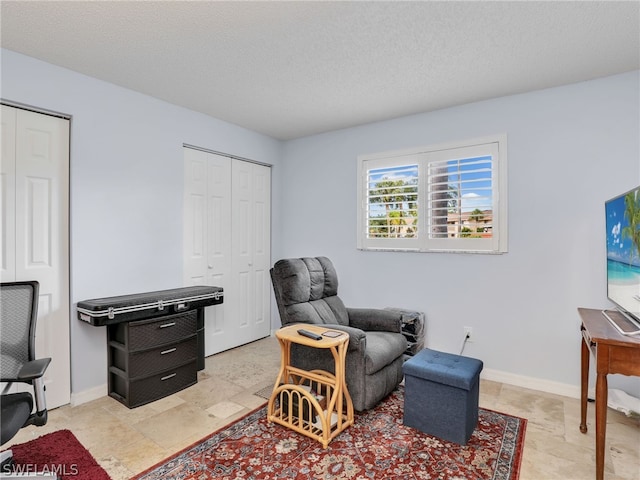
top-left (4, 336), bottom-right (639, 479)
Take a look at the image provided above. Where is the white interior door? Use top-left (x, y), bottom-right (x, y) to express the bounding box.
top-left (252, 164), bottom-right (271, 336)
top-left (184, 148), bottom-right (234, 354)
top-left (183, 147), bottom-right (270, 355)
top-left (231, 161), bottom-right (271, 345)
top-left (1, 105), bottom-right (71, 409)
top-left (1, 106), bottom-right (17, 280)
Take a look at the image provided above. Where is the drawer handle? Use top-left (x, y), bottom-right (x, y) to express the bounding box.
top-left (161, 373), bottom-right (177, 381)
top-left (160, 348), bottom-right (177, 355)
top-left (159, 322), bottom-right (176, 329)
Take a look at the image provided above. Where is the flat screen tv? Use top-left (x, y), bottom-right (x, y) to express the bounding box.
top-left (604, 185), bottom-right (640, 335)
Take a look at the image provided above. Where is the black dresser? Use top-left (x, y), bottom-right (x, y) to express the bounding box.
top-left (78, 286), bottom-right (223, 408)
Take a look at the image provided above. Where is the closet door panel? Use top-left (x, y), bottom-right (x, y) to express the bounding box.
top-left (184, 149), bottom-right (208, 283)
top-left (0, 106), bottom-right (16, 280)
top-left (207, 158), bottom-right (232, 264)
top-left (16, 109), bottom-right (70, 408)
top-left (231, 160), bottom-right (253, 344)
top-left (252, 164), bottom-right (271, 336)
top-left (184, 149), bottom-right (234, 355)
top-left (232, 160), bottom-right (252, 266)
top-left (205, 155), bottom-right (232, 352)
top-left (1, 105), bottom-right (70, 409)
top-left (184, 148), bottom-right (270, 354)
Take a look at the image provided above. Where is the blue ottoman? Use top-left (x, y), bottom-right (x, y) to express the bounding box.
top-left (402, 348), bottom-right (483, 445)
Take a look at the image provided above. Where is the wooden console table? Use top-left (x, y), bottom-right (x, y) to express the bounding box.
top-left (578, 308), bottom-right (640, 480)
top-left (267, 324), bottom-right (354, 448)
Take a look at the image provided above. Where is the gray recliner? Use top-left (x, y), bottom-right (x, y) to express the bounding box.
top-left (270, 256), bottom-right (407, 411)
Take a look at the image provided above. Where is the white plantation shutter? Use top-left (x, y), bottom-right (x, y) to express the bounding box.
top-left (425, 142), bottom-right (502, 252)
top-left (366, 164), bottom-right (418, 238)
top-left (360, 155), bottom-right (421, 250)
top-left (357, 136), bottom-right (507, 253)
top-left (428, 156), bottom-right (492, 239)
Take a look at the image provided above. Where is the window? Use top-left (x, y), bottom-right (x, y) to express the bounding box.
top-left (357, 135), bottom-right (507, 253)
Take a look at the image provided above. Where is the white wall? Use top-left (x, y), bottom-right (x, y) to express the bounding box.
top-left (3, 47), bottom-right (638, 401)
top-left (1, 49), bottom-right (283, 396)
top-left (277, 71), bottom-right (640, 397)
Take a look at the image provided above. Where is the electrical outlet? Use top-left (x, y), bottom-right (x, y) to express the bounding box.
top-left (464, 326), bottom-right (473, 342)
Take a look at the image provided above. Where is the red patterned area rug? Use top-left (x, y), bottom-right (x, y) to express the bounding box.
top-left (134, 387), bottom-right (526, 480)
top-left (2, 429), bottom-right (111, 479)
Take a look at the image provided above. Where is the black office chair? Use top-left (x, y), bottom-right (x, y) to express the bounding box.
top-left (1, 281), bottom-right (52, 475)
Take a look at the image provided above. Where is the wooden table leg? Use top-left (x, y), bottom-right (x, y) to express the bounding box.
top-left (595, 370), bottom-right (607, 480)
top-left (577, 308), bottom-right (640, 480)
top-left (580, 332), bottom-right (589, 434)
top-left (268, 338), bottom-right (291, 418)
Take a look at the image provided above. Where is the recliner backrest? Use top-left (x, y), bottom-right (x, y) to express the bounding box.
top-left (271, 257), bottom-right (349, 326)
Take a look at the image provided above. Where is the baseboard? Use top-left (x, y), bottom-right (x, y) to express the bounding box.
top-left (70, 383), bottom-right (108, 406)
top-left (481, 368), bottom-right (581, 399)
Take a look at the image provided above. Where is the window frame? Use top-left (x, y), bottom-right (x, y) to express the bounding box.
top-left (357, 135), bottom-right (508, 254)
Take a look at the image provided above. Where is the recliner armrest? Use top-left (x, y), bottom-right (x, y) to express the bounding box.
top-left (17, 358), bottom-right (51, 382)
top-left (347, 308), bottom-right (402, 333)
top-left (312, 324), bottom-right (367, 353)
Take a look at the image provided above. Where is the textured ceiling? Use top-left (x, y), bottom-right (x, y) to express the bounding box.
top-left (1, 1), bottom-right (639, 140)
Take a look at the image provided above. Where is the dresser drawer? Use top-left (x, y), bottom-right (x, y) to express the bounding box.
top-left (118, 310), bottom-right (197, 351)
top-left (110, 360), bottom-right (197, 408)
top-left (111, 335), bottom-right (197, 378)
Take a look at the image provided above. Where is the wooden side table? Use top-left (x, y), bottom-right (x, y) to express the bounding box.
top-left (267, 324), bottom-right (354, 448)
top-left (578, 308), bottom-right (640, 480)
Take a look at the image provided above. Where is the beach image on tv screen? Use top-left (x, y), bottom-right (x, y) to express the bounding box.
top-left (606, 187), bottom-right (640, 317)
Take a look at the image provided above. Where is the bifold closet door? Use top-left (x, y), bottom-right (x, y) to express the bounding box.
top-left (183, 148), bottom-right (270, 355)
top-left (184, 149), bottom-right (232, 355)
top-left (0, 104), bottom-right (71, 408)
top-left (231, 159), bottom-right (271, 347)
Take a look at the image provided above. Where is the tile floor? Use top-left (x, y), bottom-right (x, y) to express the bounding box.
top-left (5, 336), bottom-right (640, 480)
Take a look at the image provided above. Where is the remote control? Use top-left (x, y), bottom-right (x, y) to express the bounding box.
top-left (297, 329), bottom-right (322, 341)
